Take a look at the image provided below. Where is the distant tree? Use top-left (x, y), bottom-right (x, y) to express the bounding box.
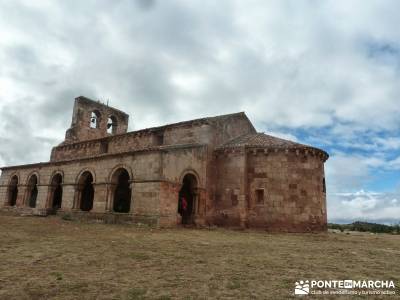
top-left (329, 221), bottom-right (400, 234)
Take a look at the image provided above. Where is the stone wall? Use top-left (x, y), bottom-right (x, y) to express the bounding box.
top-left (0, 146), bottom-right (207, 226)
top-left (210, 150), bottom-right (246, 227)
top-left (64, 96), bottom-right (129, 144)
top-left (246, 150), bottom-right (327, 232)
top-left (50, 112), bottom-right (256, 164)
top-left (212, 113), bottom-right (256, 147)
top-left (210, 148), bottom-right (327, 231)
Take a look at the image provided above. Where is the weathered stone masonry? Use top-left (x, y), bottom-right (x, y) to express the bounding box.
top-left (0, 96), bottom-right (329, 232)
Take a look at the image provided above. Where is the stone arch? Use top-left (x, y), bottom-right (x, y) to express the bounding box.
top-left (75, 168), bottom-right (96, 184)
top-left (90, 110), bottom-right (101, 129)
top-left (107, 115), bottom-right (118, 134)
top-left (48, 172), bottom-right (64, 210)
top-left (25, 173), bottom-right (39, 208)
top-left (25, 171), bottom-right (40, 187)
top-left (109, 167), bottom-right (132, 213)
top-left (8, 173), bottom-right (20, 185)
top-left (48, 170), bottom-right (64, 185)
top-left (7, 174), bottom-right (19, 206)
top-left (76, 169), bottom-right (96, 211)
top-left (178, 171), bottom-right (199, 225)
top-left (108, 164), bottom-right (133, 183)
top-left (178, 169), bottom-right (201, 188)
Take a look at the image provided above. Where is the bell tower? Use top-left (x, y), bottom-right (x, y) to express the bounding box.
top-left (63, 96), bottom-right (129, 144)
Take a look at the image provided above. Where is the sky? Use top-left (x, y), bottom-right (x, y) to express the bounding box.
top-left (0, 0), bottom-right (399, 224)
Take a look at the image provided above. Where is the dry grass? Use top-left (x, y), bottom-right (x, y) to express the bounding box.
top-left (0, 216), bottom-right (399, 299)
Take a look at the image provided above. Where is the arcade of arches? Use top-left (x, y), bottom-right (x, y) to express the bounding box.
top-left (3, 168), bottom-right (136, 214)
top-left (3, 168), bottom-right (205, 223)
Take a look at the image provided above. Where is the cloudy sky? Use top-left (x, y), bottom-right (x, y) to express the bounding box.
top-left (0, 0), bottom-right (399, 224)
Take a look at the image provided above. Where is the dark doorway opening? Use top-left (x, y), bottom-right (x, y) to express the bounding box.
top-left (8, 176), bottom-right (18, 206)
top-left (79, 172), bottom-right (94, 211)
top-left (178, 174), bottom-right (197, 225)
top-left (112, 169), bottom-right (131, 213)
top-left (27, 175), bottom-right (38, 208)
top-left (51, 174), bottom-right (63, 210)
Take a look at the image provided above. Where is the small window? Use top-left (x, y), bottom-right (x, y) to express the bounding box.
top-left (100, 141), bottom-right (109, 154)
top-left (156, 133), bottom-right (164, 145)
top-left (322, 178), bottom-right (326, 193)
top-left (256, 189), bottom-right (264, 204)
top-left (90, 111), bottom-right (101, 128)
top-left (231, 193), bottom-right (238, 206)
top-left (107, 116), bottom-right (118, 134)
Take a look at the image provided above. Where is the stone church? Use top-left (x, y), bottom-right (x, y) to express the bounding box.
top-left (0, 96), bottom-right (329, 232)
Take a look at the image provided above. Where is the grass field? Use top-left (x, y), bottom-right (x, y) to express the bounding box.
top-left (0, 215), bottom-right (399, 299)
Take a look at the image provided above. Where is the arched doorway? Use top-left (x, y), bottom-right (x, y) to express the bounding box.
top-left (78, 172), bottom-right (94, 211)
top-left (8, 176), bottom-right (18, 206)
top-left (26, 175), bottom-right (38, 208)
top-left (111, 168), bottom-right (131, 213)
top-left (178, 174), bottom-right (197, 225)
top-left (50, 174), bottom-right (63, 210)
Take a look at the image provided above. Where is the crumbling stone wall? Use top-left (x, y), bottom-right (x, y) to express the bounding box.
top-left (63, 96), bottom-right (129, 144)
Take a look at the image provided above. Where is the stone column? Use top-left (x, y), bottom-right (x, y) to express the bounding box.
top-left (35, 185), bottom-right (49, 209)
top-left (238, 194), bottom-right (248, 228)
top-left (129, 181), bottom-right (134, 214)
top-left (46, 185), bottom-right (54, 209)
top-left (0, 186), bottom-right (8, 206)
top-left (70, 185), bottom-right (81, 211)
top-left (92, 183), bottom-right (106, 213)
top-left (193, 191), bottom-right (198, 216)
top-left (16, 185), bottom-right (27, 207)
top-left (106, 183), bottom-right (117, 212)
top-left (61, 184), bottom-right (76, 211)
top-left (193, 188), bottom-right (206, 226)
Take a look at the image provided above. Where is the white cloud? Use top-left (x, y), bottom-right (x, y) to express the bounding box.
top-left (374, 137), bottom-right (400, 150)
top-left (325, 151), bottom-right (400, 222)
top-left (325, 152), bottom-right (371, 193)
top-left (263, 130), bottom-right (299, 143)
top-left (328, 190), bottom-right (400, 224)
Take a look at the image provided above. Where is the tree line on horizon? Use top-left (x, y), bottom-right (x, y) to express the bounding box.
top-left (328, 221), bottom-right (400, 234)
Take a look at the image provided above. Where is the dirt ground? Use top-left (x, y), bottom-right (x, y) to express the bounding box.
top-left (0, 216), bottom-right (399, 300)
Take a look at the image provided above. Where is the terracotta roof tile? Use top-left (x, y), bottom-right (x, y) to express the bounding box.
top-left (217, 133), bottom-right (328, 157)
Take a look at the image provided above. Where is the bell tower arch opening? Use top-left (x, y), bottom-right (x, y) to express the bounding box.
top-left (90, 110), bottom-right (101, 129)
top-left (107, 115), bottom-right (118, 134)
top-left (63, 96), bottom-right (129, 145)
